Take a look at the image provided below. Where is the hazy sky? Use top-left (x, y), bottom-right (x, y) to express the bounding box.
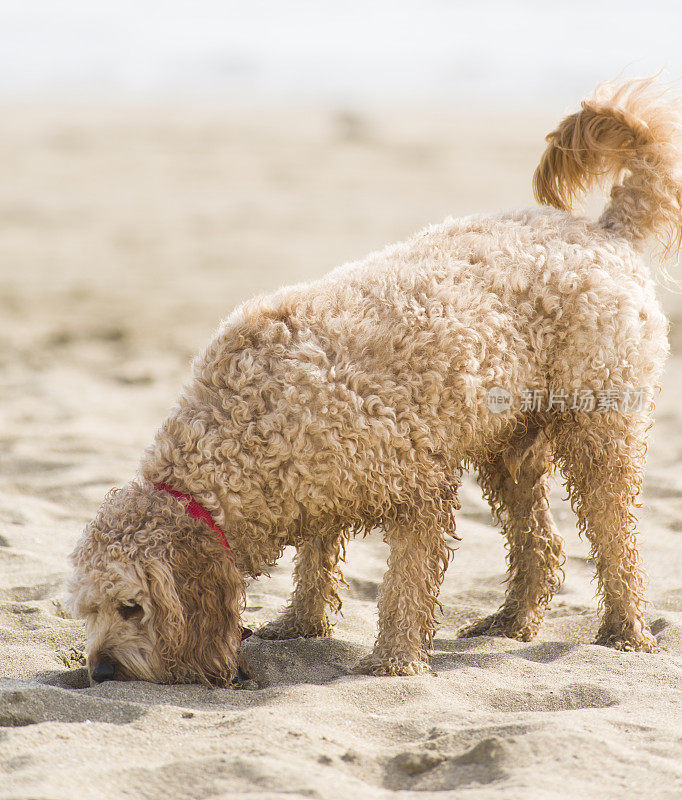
top-left (2, 1), bottom-right (682, 111)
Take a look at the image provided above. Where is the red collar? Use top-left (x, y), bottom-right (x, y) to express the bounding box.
top-left (153, 482), bottom-right (232, 558)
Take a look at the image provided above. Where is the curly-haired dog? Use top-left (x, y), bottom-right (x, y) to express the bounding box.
top-left (68, 80), bottom-right (680, 684)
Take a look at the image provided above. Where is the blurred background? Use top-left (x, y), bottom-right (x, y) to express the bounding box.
top-left (2, 1), bottom-right (682, 109)
top-left (2, 1), bottom-right (682, 511)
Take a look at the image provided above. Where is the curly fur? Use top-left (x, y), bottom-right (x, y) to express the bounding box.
top-left (534, 78), bottom-right (682, 257)
top-left (68, 79), bottom-right (677, 683)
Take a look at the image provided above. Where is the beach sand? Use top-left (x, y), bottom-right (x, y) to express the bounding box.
top-left (1, 103), bottom-right (681, 799)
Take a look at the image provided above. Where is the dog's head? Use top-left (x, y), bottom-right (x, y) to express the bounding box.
top-left (67, 482), bottom-right (244, 686)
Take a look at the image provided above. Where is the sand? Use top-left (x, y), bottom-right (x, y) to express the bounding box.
top-left (1, 102), bottom-right (681, 799)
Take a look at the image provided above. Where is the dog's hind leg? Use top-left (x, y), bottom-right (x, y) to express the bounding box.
top-left (257, 532), bottom-right (345, 640)
top-left (459, 428), bottom-right (565, 641)
top-left (553, 411), bottom-right (657, 652)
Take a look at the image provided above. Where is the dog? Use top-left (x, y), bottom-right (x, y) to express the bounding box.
top-left (68, 79), bottom-right (680, 685)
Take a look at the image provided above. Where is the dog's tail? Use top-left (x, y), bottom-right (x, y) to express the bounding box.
top-left (533, 78), bottom-right (682, 257)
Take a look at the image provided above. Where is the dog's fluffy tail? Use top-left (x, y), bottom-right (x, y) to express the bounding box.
top-left (533, 78), bottom-right (682, 257)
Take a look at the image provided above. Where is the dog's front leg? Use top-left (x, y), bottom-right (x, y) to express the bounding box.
top-left (257, 532), bottom-right (345, 640)
top-left (354, 517), bottom-right (450, 676)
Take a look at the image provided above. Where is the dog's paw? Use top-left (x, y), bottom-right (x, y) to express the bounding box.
top-left (352, 652), bottom-right (429, 676)
top-left (595, 627), bottom-right (659, 653)
top-left (256, 613), bottom-right (332, 640)
top-left (457, 612), bottom-right (539, 642)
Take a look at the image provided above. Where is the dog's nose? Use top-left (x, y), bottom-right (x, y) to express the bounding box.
top-left (90, 657), bottom-right (117, 683)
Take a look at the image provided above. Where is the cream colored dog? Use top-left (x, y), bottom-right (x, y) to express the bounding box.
top-left (68, 80), bottom-right (678, 685)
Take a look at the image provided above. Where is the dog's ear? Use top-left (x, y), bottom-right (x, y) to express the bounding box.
top-left (146, 530), bottom-right (245, 686)
top-left (145, 558), bottom-right (186, 654)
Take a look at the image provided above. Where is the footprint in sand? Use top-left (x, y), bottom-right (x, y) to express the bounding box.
top-left (0, 681), bottom-right (144, 727)
top-left (346, 577), bottom-right (379, 601)
top-left (240, 636), bottom-right (366, 689)
top-left (9, 578), bottom-right (63, 603)
top-left (239, 637), bottom-right (365, 687)
top-left (384, 737), bottom-right (509, 791)
top-left (650, 618), bottom-right (682, 652)
top-left (489, 682), bottom-right (618, 713)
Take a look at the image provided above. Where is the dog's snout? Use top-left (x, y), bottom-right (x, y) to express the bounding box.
top-left (90, 657), bottom-right (117, 683)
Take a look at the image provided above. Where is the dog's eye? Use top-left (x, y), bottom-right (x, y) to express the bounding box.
top-left (118, 602), bottom-right (143, 621)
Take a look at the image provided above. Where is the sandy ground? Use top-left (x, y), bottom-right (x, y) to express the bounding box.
top-left (1, 103), bottom-right (682, 799)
